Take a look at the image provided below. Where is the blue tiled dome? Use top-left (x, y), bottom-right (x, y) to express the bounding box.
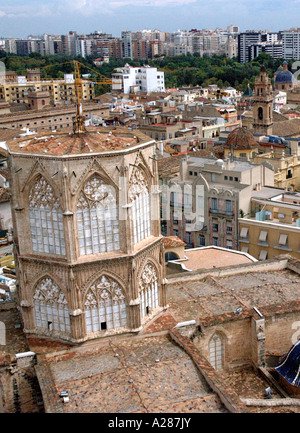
top-left (276, 340), bottom-right (300, 387)
top-left (275, 70), bottom-right (295, 83)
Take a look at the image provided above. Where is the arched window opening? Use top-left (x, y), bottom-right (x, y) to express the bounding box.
top-left (129, 167), bottom-right (150, 244)
top-left (76, 175), bottom-right (120, 255)
top-left (84, 275), bottom-right (127, 333)
top-left (165, 252), bottom-right (179, 262)
top-left (33, 278), bottom-right (70, 334)
top-left (209, 333), bottom-right (224, 370)
top-left (139, 263), bottom-right (159, 319)
top-left (258, 107), bottom-right (263, 121)
top-left (29, 176), bottom-right (65, 255)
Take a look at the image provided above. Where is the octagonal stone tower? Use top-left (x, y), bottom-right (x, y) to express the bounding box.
top-left (6, 126), bottom-right (166, 343)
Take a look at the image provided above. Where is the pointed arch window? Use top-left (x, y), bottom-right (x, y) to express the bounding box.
top-left (33, 277), bottom-right (70, 334)
top-left (76, 175), bottom-right (120, 255)
top-left (209, 333), bottom-right (224, 370)
top-left (139, 263), bottom-right (159, 319)
top-left (29, 176), bottom-right (65, 255)
top-left (84, 275), bottom-right (127, 332)
top-left (129, 167), bottom-right (150, 244)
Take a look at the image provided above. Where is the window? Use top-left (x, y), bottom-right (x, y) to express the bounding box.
top-left (213, 237), bottom-right (219, 246)
top-left (240, 227), bottom-right (248, 239)
top-left (139, 263), bottom-right (159, 319)
top-left (226, 239), bottom-right (233, 249)
top-left (279, 233), bottom-right (288, 246)
top-left (129, 167), bottom-right (150, 245)
top-left (226, 225), bottom-right (232, 234)
top-left (259, 231), bottom-right (268, 243)
top-left (33, 277), bottom-right (70, 334)
top-left (259, 250), bottom-right (268, 260)
top-left (212, 223), bottom-right (218, 232)
top-left (84, 275), bottom-right (127, 332)
top-left (184, 193), bottom-right (192, 210)
top-left (76, 174), bottom-right (120, 255)
top-left (186, 232), bottom-right (192, 244)
top-left (226, 200), bottom-right (232, 214)
top-left (29, 176), bottom-right (65, 255)
top-left (211, 197), bottom-right (218, 211)
top-left (209, 334), bottom-right (224, 370)
top-left (199, 235), bottom-right (205, 246)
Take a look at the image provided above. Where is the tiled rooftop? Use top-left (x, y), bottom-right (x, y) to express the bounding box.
top-left (6, 127), bottom-right (151, 155)
top-left (166, 266), bottom-right (300, 325)
top-left (44, 335), bottom-right (228, 413)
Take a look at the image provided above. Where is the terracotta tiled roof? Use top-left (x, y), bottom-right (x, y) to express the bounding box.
top-left (272, 118), bottom-right (300, 137)
top-left (224, 126), bottom-right (257, 150)
top-left (6, 127), bottom-right (151, 155)
top-left (162, 236), bottom-right (186, 248)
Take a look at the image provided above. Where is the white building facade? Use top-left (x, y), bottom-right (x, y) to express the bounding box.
top-left (112, 65), bottom-right (165, 94)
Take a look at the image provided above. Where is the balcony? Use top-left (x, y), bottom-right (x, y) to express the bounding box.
top-left (209, 208), bottom-right (233, 217)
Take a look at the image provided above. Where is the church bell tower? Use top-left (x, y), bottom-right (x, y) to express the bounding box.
top-left (252, 64), bottom-right (273, 136)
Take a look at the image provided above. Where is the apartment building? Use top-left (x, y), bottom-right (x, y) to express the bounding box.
top-left (282, 29), bottom-right (300, 60)
top-left (160, 155), bottom-right (274, 249)
top-left (238, 31), bottom-right (280, 63)
top-left (0, 71), bottom-right (94, 105)
top-left (112, 64), bottom-right (165, 94)
top-left (249, 41), bottom-right (283, 60)
top-left (121, 31), bottom-right (133, 59)
top-left (0, 103), bottom-right (109, 132)
top-left (239, 187), bottom-right (300, 260)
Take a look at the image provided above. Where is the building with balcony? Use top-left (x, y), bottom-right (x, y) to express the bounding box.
top-left (239, 187), bottom-right (300, 260)
top-left (160, 154), bottom-right (274, 250)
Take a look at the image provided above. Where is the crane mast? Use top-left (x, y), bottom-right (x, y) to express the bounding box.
top-left (73, 60), bottom-right (86, 134)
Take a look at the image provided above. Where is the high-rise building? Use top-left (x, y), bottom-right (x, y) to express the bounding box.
top-left (121, 31), bottom-right (133, 59)
top-left (282, 29), bottom-right (300, 60)
top-left (238, 31), bottom-right (279, 63)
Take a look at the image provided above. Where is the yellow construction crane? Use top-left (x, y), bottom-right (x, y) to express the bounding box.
top-left (40, 59), bottom-right (113, 134)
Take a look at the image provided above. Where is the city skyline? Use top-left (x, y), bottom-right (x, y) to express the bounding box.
top-left (0, 0), bottom-right (299, 38)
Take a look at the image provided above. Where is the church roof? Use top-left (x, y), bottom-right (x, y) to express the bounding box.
top-left (224, 126), bottom-right (257, 150)
top-left (275, 70), bottom-right (295, 84)
top-left (243, 84), bottom-right (253, 97)
top-left (275, 340), bottom-right (300, 387)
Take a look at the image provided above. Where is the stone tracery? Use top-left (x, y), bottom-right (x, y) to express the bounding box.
top-left (76, 174), bottom-right (120, 255)
top-left (129, 166), bottom-right (150, 244)
top-left (138, 262), bottom-right (159, 319)
top-left (29, 176), bottom-right (65, 255)
top-left (33, 277), bottom-right (70, 334)
top-left (84, 275), bottom-right (127, 332)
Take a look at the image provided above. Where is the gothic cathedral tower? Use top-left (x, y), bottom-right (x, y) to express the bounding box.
top-left (252, 64), bottom-right (273, 136)
top-left (7, 127), bottom-right (167, 344)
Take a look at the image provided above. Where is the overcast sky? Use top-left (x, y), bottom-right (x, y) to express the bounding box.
top-left (0, 0), bottom-right (299, 37)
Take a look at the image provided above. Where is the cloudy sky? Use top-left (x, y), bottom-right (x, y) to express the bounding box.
top-left (0, 0), bottom-right (299, 37)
